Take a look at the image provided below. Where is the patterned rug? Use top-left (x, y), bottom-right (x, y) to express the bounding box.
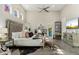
top-left (19, 47), bottom-right (40, 55)
top-left (9, 45), bottom-right (64, 55)
top-left (9, 47), bottom-right (41, 55)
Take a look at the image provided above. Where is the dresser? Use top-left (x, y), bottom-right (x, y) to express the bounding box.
top-left (63, 33), bottom-right (79, 47)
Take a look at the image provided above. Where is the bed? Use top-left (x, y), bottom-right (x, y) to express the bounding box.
top-left (13, 38), bottom-right (43, 46)
top-left (5, 32), bottom-right (44, 47)
top-left (6, 20), bottom-right (44, 47)
top-left (5, 37), bottom-right (44, 47)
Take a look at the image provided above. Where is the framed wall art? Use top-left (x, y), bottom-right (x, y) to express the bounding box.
top-left (4, 4), bottom-right (10, 12)
top-left (20, 13), bottom-right (24, 20)
top-left (12, 10), bottom-right (20, 18)
top-left (3, 4), bottom-right (12, 14)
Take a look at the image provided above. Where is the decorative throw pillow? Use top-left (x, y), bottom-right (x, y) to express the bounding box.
top-left (21, 31), bottom-right (26, 38)
top-left (25, 32), bottom-right (29, 38)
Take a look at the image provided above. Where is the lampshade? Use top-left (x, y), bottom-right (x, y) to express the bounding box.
top-left (0, 28), bottom-right (8, 34)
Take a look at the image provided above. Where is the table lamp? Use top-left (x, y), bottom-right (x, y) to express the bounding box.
top-left (0, 28), bottom-right (8, 41)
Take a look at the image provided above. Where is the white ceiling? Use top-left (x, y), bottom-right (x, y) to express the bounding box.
top-left (22, 4), bottom-right (66, 12)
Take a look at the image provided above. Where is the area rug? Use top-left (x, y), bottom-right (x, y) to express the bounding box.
top-left (20, 47), bottom-right (40, 55)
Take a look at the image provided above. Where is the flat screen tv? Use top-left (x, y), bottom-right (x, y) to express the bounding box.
top-left (66, 18), bottom-right (79, 29)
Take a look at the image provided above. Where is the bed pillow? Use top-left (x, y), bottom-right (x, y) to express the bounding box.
top-left (25, 32), bottom-right (29, 38)
top-left (12, 32), bottom-right (21, 38)
top-left (20, 31), bottom-right (25, 38)
top-left (20, 31), bottom-right (29, 38)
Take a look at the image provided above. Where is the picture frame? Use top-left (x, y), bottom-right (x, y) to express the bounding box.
top-left (20, 13), bottom-right (24, 20)
top-left (4, 4), bottom-right (10, 12)
top-left (3, 4), bottom-right (12, 14)
top-left (12, 10), bottom-right (20, 18)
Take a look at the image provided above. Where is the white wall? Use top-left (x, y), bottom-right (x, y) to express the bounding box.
top-left (26, 11), bottom-right (60, 33)
top-left (61, 4), bottom-right (79, 39)
top-left (0, 12), bottom-right (6, 28)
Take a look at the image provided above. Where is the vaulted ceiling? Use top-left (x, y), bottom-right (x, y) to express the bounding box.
top-left (22, 4), bottom-right (66, 12)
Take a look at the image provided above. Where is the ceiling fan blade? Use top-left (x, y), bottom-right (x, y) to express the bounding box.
top-left (44, 6), bottom-right (50, 9)
top-left (40, 9), bottom-right (44, 12)
top-left (44, 9), bottom-right (49, 12)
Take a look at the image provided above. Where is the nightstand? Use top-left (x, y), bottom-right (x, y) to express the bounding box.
top-left (0, 28), bottom-right (8, 44)
top-left (0, 38), bottom-right (8, 45)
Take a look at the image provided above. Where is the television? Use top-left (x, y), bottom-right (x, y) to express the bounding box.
top-left (66, 18), bottom-right (79, 29)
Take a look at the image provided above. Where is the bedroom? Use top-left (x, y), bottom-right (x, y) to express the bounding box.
top-left (0, 4), bottom-right (79, 55)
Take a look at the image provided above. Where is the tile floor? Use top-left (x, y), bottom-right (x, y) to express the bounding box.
top-left (54, 40), bottom-right (79, 55)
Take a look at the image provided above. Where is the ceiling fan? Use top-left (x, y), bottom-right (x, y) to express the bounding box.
top-left (38, 6), bottom-right (50, 12)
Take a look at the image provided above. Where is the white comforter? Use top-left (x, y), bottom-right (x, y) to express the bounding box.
top-left (14, 38), bottom-right (43, 46)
